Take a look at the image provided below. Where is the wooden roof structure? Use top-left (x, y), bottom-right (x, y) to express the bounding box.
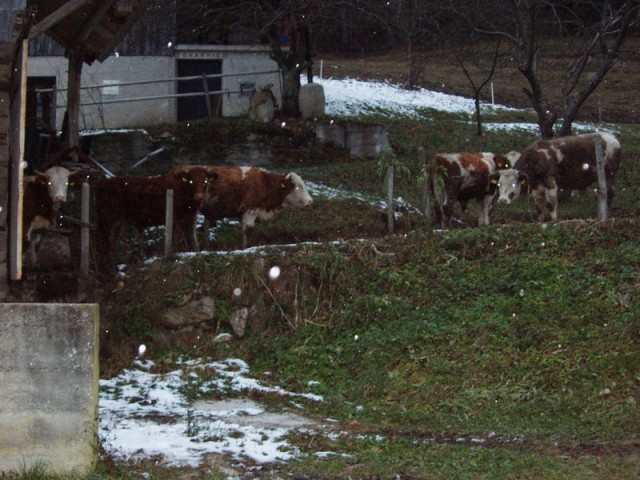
top-left (3, 0), bottom-right (149, 285)
top-left (28, 0), bottom-right (148, 64)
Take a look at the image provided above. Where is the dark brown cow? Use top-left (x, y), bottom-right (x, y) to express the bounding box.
top-left (430, 151), bottom-right (519, 227)
top-left (195, 166), bottom-right (313, 248)
top-left (496, 132), bottom-right (622, 221)
top-left (95, 166), bottom-right (216, 270)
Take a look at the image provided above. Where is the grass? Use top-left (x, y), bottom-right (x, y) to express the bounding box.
top-left (94, 218), bottom-right (640, 478)
top-left (89, 110), bottom-right (640, 477)
top-left (20, 47), bottom-right (640, 479)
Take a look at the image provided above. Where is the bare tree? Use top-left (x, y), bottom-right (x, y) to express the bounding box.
top-left (455, 0), bottom-right (639, 138)
top-left (352, 0), bottom-right (448, 89)
top-left (452, 37), bottom-right (502, 136)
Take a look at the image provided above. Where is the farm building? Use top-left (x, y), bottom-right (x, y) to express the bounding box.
top-left (26, 2), bottom-right (283, 131)
top-left (0, 0), bottom-right (283, 299)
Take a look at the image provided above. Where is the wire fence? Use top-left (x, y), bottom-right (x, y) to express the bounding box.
top-left (36, 68), bottom-right (281, 108)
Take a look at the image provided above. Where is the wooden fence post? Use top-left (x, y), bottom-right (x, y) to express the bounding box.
top-left (203, 218), bottom-right (210, 251)
top-left (165, 189), bottom-right (174, 256)
top-left (595, 133), bottom-right (608, 221)
top-left (80, 182), bottom-right (90, 278)
top-left (419, 147), bottom-right (432, 226)
top-left (387, 165), bottom-right (394, 234)
top-left (202, 73), bottom-right (212, 119)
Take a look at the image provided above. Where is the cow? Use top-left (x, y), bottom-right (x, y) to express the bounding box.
top-left (94, 166), bottom-right (216, 271)
top-left (495, 132), bottom-right (622, 221)
top-left (22, 166), bottom-right (82, 265)
top-left (196, 166), bottom-right (313, 248)
top-left (248, 84), bottom-right (278, 123)
top-left (430, 151), bottom-right (520, 227)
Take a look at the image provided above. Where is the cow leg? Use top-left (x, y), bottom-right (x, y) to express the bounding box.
top-left (478, 194), bottom-right (494, 226)
top-left (606, 177), bottom-right (615, 206)
top-left (533, 185), bottom-right (547, 221)
top-left (544, 185), bottom-right (558, 221)
top-left (241, 212), bottom-right (259, 248)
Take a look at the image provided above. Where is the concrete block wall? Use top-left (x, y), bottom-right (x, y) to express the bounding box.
top-left (0, 303), bottom-right (100, 475)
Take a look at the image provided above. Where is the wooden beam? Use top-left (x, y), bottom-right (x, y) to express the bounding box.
top-left (65, 45), bottom-right (84, 151)
top-left (96, 0), bottom-right (148, 62)
top-left (77, 0), bottom-right (118, 44)
top-left (27, 0), bottom-right (96, 40)
top-left (9, 39), bottom-right (28, 281)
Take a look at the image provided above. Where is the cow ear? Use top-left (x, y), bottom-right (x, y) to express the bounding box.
top-left (519, 173), bottom-right (529, 185)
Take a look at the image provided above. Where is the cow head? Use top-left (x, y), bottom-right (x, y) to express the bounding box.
top-left (282, 172), bottom-right (313, 208)
top-left (174, 166), bottom-right (217, 202)
top-left (496, 169), bottom-right (528, 205)
top-left (35, 166), bottom-right (81, 210)
top-left (504, 150), bottom-right (521, 166)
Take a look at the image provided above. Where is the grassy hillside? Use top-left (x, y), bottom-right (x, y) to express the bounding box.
top-left (91, 100), bottom-right (640, 478)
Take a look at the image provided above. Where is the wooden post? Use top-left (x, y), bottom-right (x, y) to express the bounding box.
top-left (420, 147), bottom-right (432, 226)
top-left (164, 189), bottom-right (174, 256)
top-left (9, 39), bottom-right (28, 281)
top-left (203, 218), bottom-right (210, 251)
top-left (66, 45), bottom-right (84, 155)
top-left (80, 182), bottom-right (90, 277)
top-left (387, 165), bottom-right (394, 234)
top-left (595, 133), bottom-right (608, 221)
top-left (202, 73), bottom-right (212, 119)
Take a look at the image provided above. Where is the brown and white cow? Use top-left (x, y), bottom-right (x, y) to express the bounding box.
top-left (197, 166), bottom-right (313, 248)
top-left (495, 132), bottom-right (622, 221)
top-left (430, 151), bottom-right (519, 227)
top-left (94, 166), bottom-right (216, 270)
top-left (22, 166), bottom-right (83, 262)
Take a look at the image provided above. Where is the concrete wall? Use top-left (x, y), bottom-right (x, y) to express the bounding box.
top-left (0, 303), bottom-right (100, 475)
top-left (212, 45), bottom-right (282, 117)
top-left (28, 55), bottom-right (176, 130)
top-left (28, 45), bottom-right (282, 131)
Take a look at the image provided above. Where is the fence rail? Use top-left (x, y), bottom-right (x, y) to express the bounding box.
top-left (36, 68), bottom-right (281, 108)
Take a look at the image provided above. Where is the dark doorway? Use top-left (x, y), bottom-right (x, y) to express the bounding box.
top-left (25, 76), bottom-right (57, 173)
top-left (177, 59), bottom-right (223, 122)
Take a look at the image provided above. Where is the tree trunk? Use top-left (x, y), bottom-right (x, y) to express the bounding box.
top-left (280, 67), bottom-right (303, 117)
top-left (474, 96), bottom-right (483, 136)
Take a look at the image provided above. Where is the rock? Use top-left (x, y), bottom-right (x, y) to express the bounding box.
top-left (158, 296), bottom-right (214, 328)
top-left (229, 307), bottom-right (249, 338)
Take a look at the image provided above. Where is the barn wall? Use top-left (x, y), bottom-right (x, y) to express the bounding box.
top-left (28, 55), bottom-right (176, 129)
top-left (0, 303), bottom-right (99, 475)
top-left (28, 46), bottom-right (282, 130)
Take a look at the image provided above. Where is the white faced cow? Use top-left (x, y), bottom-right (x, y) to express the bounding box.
top-left (22, 166), bottom-right (82, 265)
top-left (496, 132), bottom-right (622, 221)
top-left (431, 150), bottom-right (520, 227)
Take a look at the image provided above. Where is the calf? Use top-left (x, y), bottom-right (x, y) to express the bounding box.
top-left (430, 151), bottom-right (519, 227)
top-left (248, 84), bottom-right (278, 123)
top-left (22, 166), bottom-right (82, 264)
top-left (496, 132), bottom-right (622, 221)
top-left (94, 166), bottom-right (216, 270)
top-left (196, 166), bottom-right (313, 248)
